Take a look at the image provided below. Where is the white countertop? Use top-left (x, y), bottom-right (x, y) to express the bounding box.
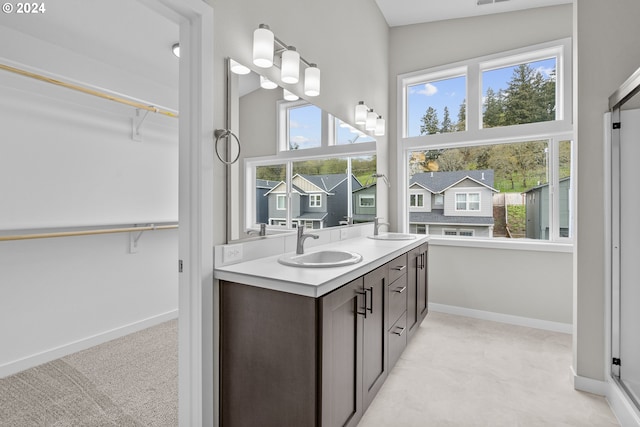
top-left (214, 235), bottom-right (428, 298)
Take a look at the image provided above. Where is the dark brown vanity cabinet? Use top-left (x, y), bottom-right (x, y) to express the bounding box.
top-left (407, 243), bottom-right (429, 341)
top-left (219, 244), bottom-right (427, 427)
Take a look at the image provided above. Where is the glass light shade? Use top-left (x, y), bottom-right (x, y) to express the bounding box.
top-left (253, 25), bottom-right (274, 68)
top-left (172, 43), bottom-right (180, 58)
top-left (304, 65), bottom-right (321, 97)
top-left (365, 110), bottom-right (377, 131)
top-left (260, 75), bottom-right (278, 89)
top-left (355, 102), bottom-right (367, 125)
top-left (230, 59), bottom-right (251, 75)
top-left (375, 116), bottom-right (386, 136)
top-left (283, 89), bottom-right (299, 101)
top-left (281, 47), bottom-right (300, 84)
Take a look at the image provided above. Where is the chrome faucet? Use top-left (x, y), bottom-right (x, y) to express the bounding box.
top-left (296, 225), bottom-right (319, 254)
top-left (247, 223), bottom-right (267, 237)
top-left (374, 217), bottom-right (390, 236)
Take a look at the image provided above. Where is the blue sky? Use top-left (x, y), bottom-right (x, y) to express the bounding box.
top-left (406, 57), bottom-right (556, 137)
top-left (288, 105), bottom-right (376, 149)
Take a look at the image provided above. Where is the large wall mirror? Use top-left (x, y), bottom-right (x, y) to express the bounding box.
top-left (225, 58), bottom-right (379, 243)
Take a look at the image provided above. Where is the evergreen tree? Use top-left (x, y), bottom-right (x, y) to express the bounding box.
top-left (483, 87), bottom-right (505, 128)
top-left (441, 106), bottom-right (453, 133)
top-left (420, 106), bottom-right (440, 135)
top-left (456, 101), bottom-right (466, 132)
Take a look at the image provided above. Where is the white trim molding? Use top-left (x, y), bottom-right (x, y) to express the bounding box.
top-left (429, 303), bottom-right (572, 334)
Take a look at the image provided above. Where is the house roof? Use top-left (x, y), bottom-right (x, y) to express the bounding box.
top-left (256, 179), bottom-right (280, 189)
top-left (299, 173), bottom-right (363, 192)
top-left (353, 183), bottom-right (376, 193)
top-left (410, 169), bottom-right (498, 193)
top-left (410, 209), bottom-right (495, 225)
top-left (295, 212), bottom-right (328, 221)
top-left (522, 176), bottom-right (571, 193)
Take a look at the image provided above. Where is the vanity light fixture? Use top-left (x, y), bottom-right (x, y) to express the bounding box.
top-left (375, 115), bottom-right (386, 136)
top-left (304, 64), bottom-right (320, 97)
top-left (260, 75), bottom-right (278, 90)
top-left (253, 24), bottom-right (275, 68)
top-left (365, 109), bottom-right (377, 131)
top-left (283, 88), bottom-right (299, 101)
top-left (172, 43), bottom-right (180, 58)
top-left (230, 59), bottom-right (251, 75)
top-left (355, 101), bottom-right (368, 125)
top-left (281, 46), bottom-right (300, 84)
top-left (252, 24), bottom-right (321, 95)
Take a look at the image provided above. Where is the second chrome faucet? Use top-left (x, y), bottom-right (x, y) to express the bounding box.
top-left (296, 225), bottom-right (319, 254)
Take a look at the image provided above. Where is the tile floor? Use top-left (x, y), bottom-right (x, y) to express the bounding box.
top-left (358, 312), bottom-right (620, 427)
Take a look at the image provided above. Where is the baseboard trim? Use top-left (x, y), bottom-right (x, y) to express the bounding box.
top-left (0, 309), bottom-right (178, 379)
top-left (428, 303), bottom-right (572, 334)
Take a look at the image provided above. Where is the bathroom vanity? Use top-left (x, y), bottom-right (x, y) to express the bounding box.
top-left (215, 236), bottom-right (428, 427)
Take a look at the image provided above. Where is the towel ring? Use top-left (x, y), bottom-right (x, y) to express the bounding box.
top-left (214, 129), bottom-right (241, 165)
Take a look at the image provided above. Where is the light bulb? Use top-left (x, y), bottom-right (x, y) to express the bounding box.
top-left (365, 109), bottom-right (377, 131)
top-left (283, 89), bottom-right (299, 101)
top-left (260, 75), bottom-right (277, 89)
top-left (375, 116), bottom-right (385, 136)
top-left (281, 46), bottom-right (300, 84)
top-left (355, 101), bottom-right (367, 125)
top-left (253, 24), bottom-right (274, 68)
top-left (304, 64), bottom-right (320, 97)
top-left (230, 59), bottom-right (251, 75)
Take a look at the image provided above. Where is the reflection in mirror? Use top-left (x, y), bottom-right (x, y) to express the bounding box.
top-left (227, 58), bottom-right (377, 242)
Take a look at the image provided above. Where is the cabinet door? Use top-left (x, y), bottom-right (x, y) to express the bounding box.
top-left (406, 246), bottom-right (420, 339)
top-left (321, 278), bottom-right (364, 427)
top-left (362, 265), bottom-right (389, 409)
top-left (417, 243), bottom-right (429, 320)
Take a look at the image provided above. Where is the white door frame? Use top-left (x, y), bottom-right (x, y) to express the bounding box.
top-left (140, 0), bottom-right (215, 425)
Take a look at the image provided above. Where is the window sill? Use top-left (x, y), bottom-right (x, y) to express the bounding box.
top-left (427, 236), bottom-right (573, 253)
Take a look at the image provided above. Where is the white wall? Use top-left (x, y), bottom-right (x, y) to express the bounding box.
top-left (429, 243), bottom-right (573, 329)
top-left (0, 22), bottom-right (179, 377)
top-left (574, 0), bottom-right (640, 382)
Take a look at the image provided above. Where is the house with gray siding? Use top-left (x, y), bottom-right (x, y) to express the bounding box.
top-left (263, 173), bottom-right (362, 229)
top-left (409, 170), bottom-right (498, 237)
top-left (523, 176), bottom-right (571, 239)
top-left (352, 183), bottom-right (376, 223)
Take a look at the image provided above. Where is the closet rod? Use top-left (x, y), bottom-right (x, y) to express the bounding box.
top-left (0, 224), bottom-right (178, 242)
top-left (0, 63), bottom-right (178, 118)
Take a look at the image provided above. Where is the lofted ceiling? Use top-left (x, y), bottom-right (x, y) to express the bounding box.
top-left (374, 0), bottom-right (573, 27)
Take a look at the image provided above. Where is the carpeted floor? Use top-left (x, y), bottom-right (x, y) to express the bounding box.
top-left (0, 319), bottom-right (177, 427)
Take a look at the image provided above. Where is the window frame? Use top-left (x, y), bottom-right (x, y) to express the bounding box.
top-left (276, 194), bottom-right (286, 210)
top-left (454, 192), bottom-right (481, 212)
top-left (397, 39), bottom-right (574, 247)
top-left (309, 194), bottom-right (322, 208)
top-left (410, 193), bottom-right (425, 208)
top-left (359, 194), bottom-right (375, 208)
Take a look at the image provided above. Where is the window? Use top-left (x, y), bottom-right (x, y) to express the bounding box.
top-left (410, 193), bottom-right (424, 207)
top-left (276, 194), bottom-right (286, 210)
top-left (407, 73), bottom-right (466, 137)
top-left (410, 224), bottom-right (427, 234)
top-left (359, 195), bottom-right (375, 207)
top-left (310, 194), bottom-right (321, 207)
top-left (336, 118), bottom-right (376, 145)
top-left (287, 103), bottom-right (322, 150)
top-left (455, 193), bottom-right (480, 211)
top-left (400, 40), bottom-right (573, 243)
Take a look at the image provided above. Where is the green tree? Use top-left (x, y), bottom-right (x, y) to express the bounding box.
top-left (503, 64), bottom-right (555, 126)
top-left (441, 106), bottom-right (453, 133)
top-left (483, 87), bottom-right (505, 128)
top-left (420, 106), bottom-right (440, 135)
top-left (456, 101), bottom-right (466, 132)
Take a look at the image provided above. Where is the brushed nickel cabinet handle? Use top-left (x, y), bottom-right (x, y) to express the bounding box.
top-left (394, 286), bottom-right (407, 294)
top-left (392, 265), bottom-right (406, 271)
top-left (393, 326), bottom-right (406, 336)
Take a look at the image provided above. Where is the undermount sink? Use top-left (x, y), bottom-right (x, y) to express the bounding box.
top-left (278, 250), bottom-right (363, 268)
top-left (367, 233), bottom-right (417, 241)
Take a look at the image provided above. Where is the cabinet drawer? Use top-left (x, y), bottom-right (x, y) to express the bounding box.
top-left (388, 274), bottom-right (407, 326)
top-left (388, 253), bottom-right (408, 284)
top-left (388, 313), bottom-right (407, 369)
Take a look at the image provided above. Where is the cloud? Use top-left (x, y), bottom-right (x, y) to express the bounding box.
top-left (289, 120), bottom-right (301, 129)
top-left (291, 135), bottom-right (310, 143)
top-left (535, 66), bottom-right (555, 80)
top-left (416, 83), bottom-right (438, 96)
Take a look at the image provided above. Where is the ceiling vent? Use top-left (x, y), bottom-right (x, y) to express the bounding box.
top-left (477, 0), bottom-right (510, 5)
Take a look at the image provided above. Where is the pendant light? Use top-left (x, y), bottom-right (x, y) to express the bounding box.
top-left (281, 46), bottom-right (300, 84)
top-left (304, 64), bottom-right (321, 97)
top-left (375, 116), bottom-right (386, 136)
top-left (283, 89), bottom-right (299, 101)
top-left (355, 101), bottom-right (367, 125)
top-left (365, 109), bottom-right (377, 131)
top-left (260, 75), bottom-right (278, 89)
top-left (253, 24), bottom-right (274, 68)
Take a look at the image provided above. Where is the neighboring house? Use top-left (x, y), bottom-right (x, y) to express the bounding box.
top-left (409, 169), bottom-right (499, 237)
top-left (352, 183), bottom-right (376, 223)
top-left (523, 176), bottom-right (571, 239)
top-left (255, 179), bottom-right (279, 225)
top-left (263, 173), bottom-right (363, 229)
